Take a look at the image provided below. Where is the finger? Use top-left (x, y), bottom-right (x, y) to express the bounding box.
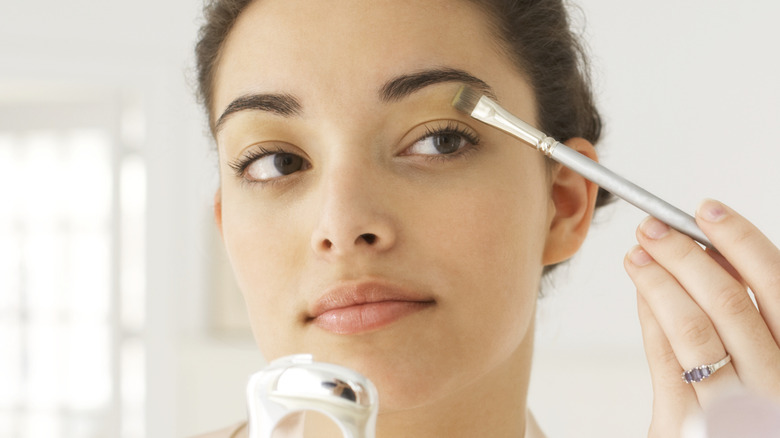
top-left (636, 217), bottom-right (780, 390)
top-left (705, 248), bottom-right (744, 287)
top-left (696, 199), bottom-right (780, 346)
top-left (625, 245), bottom-right (740, 408)
top-left (636, 291), bottom-right (698, 435)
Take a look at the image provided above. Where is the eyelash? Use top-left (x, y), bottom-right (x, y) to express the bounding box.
top-left (226, 121), bottom-right (482, 183)
top-left (227, 146), bottom-right (284, 177)
top-left (413, 122), bottom-right (481, 160)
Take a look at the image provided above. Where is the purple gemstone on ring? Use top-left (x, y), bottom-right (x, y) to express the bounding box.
top-left (701, 366), bottom-right (711, 377)
top-left (690, 368), bottom-right (703, 382)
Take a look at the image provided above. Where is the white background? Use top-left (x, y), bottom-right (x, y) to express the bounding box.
top-left (1, 1), bottom-right (779, 437)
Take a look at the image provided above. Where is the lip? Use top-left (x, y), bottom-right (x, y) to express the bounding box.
top-left (307, 280), bottom-right (435, 335)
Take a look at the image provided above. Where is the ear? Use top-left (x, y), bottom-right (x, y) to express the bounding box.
top-left (213, 188), bottom-right (224, 238)
top-left (542, 137), bottom-right (600, 265)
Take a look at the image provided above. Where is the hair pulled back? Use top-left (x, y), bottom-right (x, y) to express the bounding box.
top-left (195, 0), bottom-right (609, 207)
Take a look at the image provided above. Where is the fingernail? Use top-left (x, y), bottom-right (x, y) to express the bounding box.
top-left (640, 217), bottom-right (670, 240)
top-left (627, 246), bottom-right (652, 267)
top-left (697, 199), bottom-right (727, 223)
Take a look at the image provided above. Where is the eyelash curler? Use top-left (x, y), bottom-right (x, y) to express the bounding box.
top-left (247, 354), bottom-right (379, 438)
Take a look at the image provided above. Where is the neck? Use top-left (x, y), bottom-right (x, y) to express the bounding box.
top-left (301, 325), bottom-right (536, 438)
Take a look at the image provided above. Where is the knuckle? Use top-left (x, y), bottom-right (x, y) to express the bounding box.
top-left (645, 267), bottom-right (677, 290)
top-left (638, 275), bottom-right (675, 298)
top-left (671, 239), bottom-right (700, 262)
top-left (763, 258), bottom-right (780, 288)
top-left (630, 265), bottom-right (665, 291)
top-left (713, 285), bottom-right (754, 317)
top-left (730, 225), bottom-right (756, 247)
top-left (678, 315), bottom-right (715, 349)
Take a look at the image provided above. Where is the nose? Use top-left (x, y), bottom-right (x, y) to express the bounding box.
top-left (310, 165), bottom-right (397, 258)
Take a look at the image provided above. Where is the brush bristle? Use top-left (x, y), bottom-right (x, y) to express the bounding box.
top-left (451, 85), bottom-right (482, 115)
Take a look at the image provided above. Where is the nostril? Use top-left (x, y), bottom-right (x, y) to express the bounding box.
top-left (315, 234), bottom-right (382, 253)
top-left (359, 233), bottom-right (377, 245)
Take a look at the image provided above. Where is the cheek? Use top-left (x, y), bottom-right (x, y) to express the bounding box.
top-left (220, 197), bottom-right (308, 351)
top-left (411, 161), bottom-right (550, 341)
top-left (440, 188), bottom-right (546, 304)
top-left (376, 162), bottom-right (549, 402)
top-left (424, 162), bottom-right (550, 289)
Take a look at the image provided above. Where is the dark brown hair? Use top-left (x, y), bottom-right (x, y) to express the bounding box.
top-left (195, 0), bottom-right (609, 205)
top-left (467, 0), bottom-right (609, 210)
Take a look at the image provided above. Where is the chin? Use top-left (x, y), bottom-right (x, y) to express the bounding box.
top-left (314, 343), bottom-right (471, 412)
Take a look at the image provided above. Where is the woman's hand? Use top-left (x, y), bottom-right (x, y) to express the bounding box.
top-left (623, 199), bottom-right (780, 437)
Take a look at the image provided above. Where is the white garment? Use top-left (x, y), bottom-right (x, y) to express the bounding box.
top-left (192, 410), bottom-right (546, 438)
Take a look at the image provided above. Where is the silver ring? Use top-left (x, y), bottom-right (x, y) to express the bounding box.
top-left (682, 354), bottom-right (731, 384)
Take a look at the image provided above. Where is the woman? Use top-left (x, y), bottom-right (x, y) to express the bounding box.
top-left (193, 0), bottom-right (780, 436)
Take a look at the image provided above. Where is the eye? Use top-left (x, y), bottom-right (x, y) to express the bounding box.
top-left (405, 122), bottom-right (480, 157)
top-left (229, 147), bottom-right (310, 183)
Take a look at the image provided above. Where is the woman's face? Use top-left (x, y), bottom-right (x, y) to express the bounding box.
top-left (213, 0), bottom-right (564, 411)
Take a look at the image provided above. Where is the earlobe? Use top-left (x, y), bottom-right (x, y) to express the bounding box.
top-left (214, 189), bottom-right (224, 238)
top-left (542, 137), bottom-right (600, 265)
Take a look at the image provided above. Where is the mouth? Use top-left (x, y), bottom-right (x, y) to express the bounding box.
top-left (306, 280), bottom-right (436, 335)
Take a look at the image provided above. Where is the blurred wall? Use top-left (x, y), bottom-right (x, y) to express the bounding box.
top-left (2, 1), bottom-right (779, 437)
top-left (530, 2), bottom-right (780, 436)
top-left (0, 1), bottom-right (223, 436)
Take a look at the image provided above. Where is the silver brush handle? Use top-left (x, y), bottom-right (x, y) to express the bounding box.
top-left (548, 142), bottom-right (713, 249)
top-left (468, 94), bottom-right (714, 250)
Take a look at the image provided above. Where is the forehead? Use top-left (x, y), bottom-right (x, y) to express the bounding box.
top-left (212, 0), bottom-right (530, 121)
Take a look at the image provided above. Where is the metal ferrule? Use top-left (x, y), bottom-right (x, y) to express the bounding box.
top-left (470, 96), bottom-right (547, 150)
top-left (538, 137), bottom-right (558, 157)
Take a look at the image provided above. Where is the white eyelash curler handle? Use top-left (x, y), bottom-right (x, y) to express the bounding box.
top-left (247, 354), bottom-right (379, 438)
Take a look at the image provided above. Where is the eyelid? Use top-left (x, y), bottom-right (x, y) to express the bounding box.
top-left (226, 119), bottom-right (481, 180)
top-left (401, 119), bottom-right (481, 156)
top-left (227, 141), bottom-right (310, 179)
top-left (409, 119), bottom-right (480, 140)
top-left (418, 121), bottom-right (480, 145)
top-left (228, 145), bottom-right (283, 177)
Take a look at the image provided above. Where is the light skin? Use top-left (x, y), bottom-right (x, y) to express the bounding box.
top-left (210, 0), bottom-right (596, 437)
top-left (626, 203), bottom-right (780, 437)
top-left (208, 0), bottom-right (780, 436)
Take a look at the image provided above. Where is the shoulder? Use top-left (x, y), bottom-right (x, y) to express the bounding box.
top-left (189, 422), bottom-right (247, 438)
top-left (188, 414), bottom-right (544, 438)
top-left (526, 410), bottom-right (547, 438)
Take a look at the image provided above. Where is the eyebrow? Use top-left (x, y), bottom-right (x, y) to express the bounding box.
top-left (380, 67), bottom-right (497, 103)
top-left (215, 93), bottom-right (302, 133)
top-left (214, 67), bottom-right (497, 133)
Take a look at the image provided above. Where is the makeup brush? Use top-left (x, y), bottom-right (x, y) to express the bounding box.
top-left (452, 85), bottom-right (714, 249)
